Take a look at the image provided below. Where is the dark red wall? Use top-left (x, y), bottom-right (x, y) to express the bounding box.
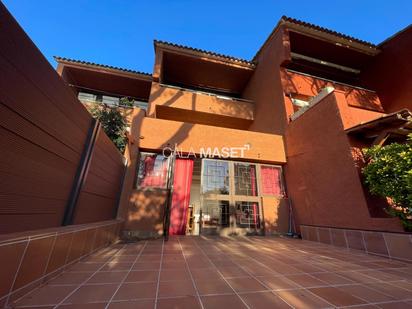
top-left (361, 26), bottom-right (412, 112)
top-left (0, 3), bottom-right (124, 233)
top-left (284, 92), bottom-right (403, 232)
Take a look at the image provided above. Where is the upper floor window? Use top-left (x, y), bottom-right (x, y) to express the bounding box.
top-left (78, 91), bottom-right (148, 110)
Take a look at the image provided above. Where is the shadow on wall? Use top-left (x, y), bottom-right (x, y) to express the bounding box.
top-left (119, 102), bottom-right (196, 238)
top-left (282, 71), bottom-right (383, 111)
top-left (149, 84), bottom-right (253, 126)
top-left (262, 197), bottom-right (290, 235)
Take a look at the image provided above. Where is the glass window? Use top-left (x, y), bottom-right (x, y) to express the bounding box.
top-left (137, 153), bottom-right (169, 189)
top-left (78, 92), bottom-right (97, 102)
top-left (102, 95), bottom-right (120, 107)
top-left (234, 163), bottom-right (257, 196)
top-left (260, 165), bottom-right (283, 196)
top-left (201, 160), bottom-right (229, 195)
top-left (134, 101), bottom-right (148, 111)
top-left (235, 201), bottom-right (260, 229)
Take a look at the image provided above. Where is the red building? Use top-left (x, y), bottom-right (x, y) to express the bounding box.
top-left (55, 17), bottom-right (412, 242)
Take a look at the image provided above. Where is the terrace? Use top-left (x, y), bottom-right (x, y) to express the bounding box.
top-left (9, 236), bottom-right (412, 308)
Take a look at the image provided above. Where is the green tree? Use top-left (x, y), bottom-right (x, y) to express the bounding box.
top-left (362, 135), bottom-right (412, 230)
top-left (90, 103), bottom-right (127, 153)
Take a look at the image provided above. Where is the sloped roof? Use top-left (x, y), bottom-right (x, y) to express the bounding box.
top-left (54, 56), bottom-right (152, 77)
top-left (254, 16), bottom-right (380, 61)
top-left (281, 16), bottom-right (377, 48)
top-left (154, 40), bottom-right (255, 67)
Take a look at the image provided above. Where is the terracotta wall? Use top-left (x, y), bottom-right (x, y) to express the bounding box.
top-left (0, 220), bottom-right (122, 307)
top-left (282, 70), bottom-right (384, 113)
top-left (136, 117), bottom-right (286, 164)
top-left (0, 3), bottom-right (125, 232)
top-left (361, 26), bottom-right (412, 112)
top-left (242, 26), bottom-right (291, 135)
top-left (284, 90), bottom-right (403, 233)
top-left (261, 197), bottom-right (290, 235)
top-left (147, 83), bottom-right (254, 129)
top-left (301, 225), bottom-right (412, 262)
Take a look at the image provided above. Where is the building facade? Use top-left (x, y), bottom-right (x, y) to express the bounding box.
top-left (56, 16), bottom-right (412, 239)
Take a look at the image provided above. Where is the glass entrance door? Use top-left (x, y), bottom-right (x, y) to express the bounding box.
top-left (198, 159), bottom-right (262, 235)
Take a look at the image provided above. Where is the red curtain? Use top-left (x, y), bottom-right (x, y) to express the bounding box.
top-left (261, 166), bottom-right (282, 195)
top-left (169, 159), bottom-right (194, 235)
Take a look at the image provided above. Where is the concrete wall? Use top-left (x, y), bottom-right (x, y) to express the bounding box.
top-left (0, 3), bottom-right (125, 233)
top-left (284, 90), bottom-right (403, 233)
top-left (361, 26), bottom-right (412, 112)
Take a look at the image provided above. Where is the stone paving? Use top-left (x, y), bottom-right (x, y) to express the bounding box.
top-left (11, 236), bottom-right (412, 308)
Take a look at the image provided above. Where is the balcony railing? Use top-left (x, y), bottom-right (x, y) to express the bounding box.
top-left (159, 83), bottom-right (253, 104)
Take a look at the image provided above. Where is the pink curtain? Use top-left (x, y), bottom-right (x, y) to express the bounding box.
top-left (169, 159), bottom-right (194, 235)
top-left (140, 156), bottom-right (167, 188)
top-left (261, 166), bottom-right (281, 196)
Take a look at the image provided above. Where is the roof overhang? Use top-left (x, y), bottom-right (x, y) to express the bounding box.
top-left (55, 57), bottom-right (152, 101)
top-left (254, 16), bottom-right (381, 62)
top-left (346, 109), bottom-right (412, 144)
top-left (154, 41), bottom-right (255, 96)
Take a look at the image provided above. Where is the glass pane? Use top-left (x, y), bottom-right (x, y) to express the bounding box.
top-left (78, 92), bottom-right (96, 102)
top-left (201, 200), bottom-right (230, 230)
top-left (234, 163), bottom-right (257, 196)
top-left (134, 101), bottom-right (149, 110)
top-left (102, 95), bottom-right (120, 107)
top-left (235, 201), bottom-right (260, 229)
top-left (137, 153), bottom-right (169, 188)
top-left (261, 165), bottom-right (283, 196)
top-left (201, 160), bottom-right (229, 195)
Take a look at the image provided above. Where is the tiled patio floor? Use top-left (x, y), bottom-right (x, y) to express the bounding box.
top-left (11, 236), bottom-right (412, 309)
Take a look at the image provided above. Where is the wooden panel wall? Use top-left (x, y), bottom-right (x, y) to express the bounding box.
top-left (0, 3), bottom-right (124, 233)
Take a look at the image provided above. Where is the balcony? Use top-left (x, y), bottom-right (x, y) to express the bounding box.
top-left (148, 83), bottom-right (254, 129)
top-left (283, 69), bottom-right (384, 112)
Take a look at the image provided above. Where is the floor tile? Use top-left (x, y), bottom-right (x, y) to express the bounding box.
top-left (201, 294), bottom-right (247, 308)
top-left (276, 289), bottom-right (333, 309)
top-left (158, 280), bottom-right (196, 297)
top-left (157, 296), bottom-right (202, 309)
top-left (64, 284), bottom-right (118, 304)
top-left (113, 282), bottom-right (157, 300)
top-left (48, 272), bottom-right (93, 285)
top-left (87, 271), bottom-right (128, 284)
top-left (108, 299), bottom-right (155, 309)
top-left (14, 285), bottom-right (77, 306)
top-left (225, 277), bottom-right (268, 293)
top-left (240, 291), bottom-right (292, 308)
top-left (195, 279), bottom-right (233, 295)
top-left (124, 270), bottom-right (158, 282)
top-left (308, 286), bottom-right (366, 307)
top-left (258, 275), bottom-right (300, 291)
top-left (160, 269), bottom-right (192, 281)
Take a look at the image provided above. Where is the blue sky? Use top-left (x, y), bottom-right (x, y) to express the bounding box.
top-left (3, 0), bottom-right (411, 73)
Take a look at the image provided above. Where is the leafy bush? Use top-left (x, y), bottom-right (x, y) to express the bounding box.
top-left (90, 103), bottom-right (127, 153)
top-left (362, 135), bottom-right (412, 230)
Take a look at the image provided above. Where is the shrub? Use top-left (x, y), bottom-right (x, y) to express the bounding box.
top-left (90, 103), bottom-right (127, 153)
top-left (362, 135), bottom-right (412, 230)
